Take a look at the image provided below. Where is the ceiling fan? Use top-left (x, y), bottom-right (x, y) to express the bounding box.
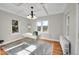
top-left (27, 6), bottom-right (37, 20)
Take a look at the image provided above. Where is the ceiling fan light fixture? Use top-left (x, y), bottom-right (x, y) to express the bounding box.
top-left (27, 15), bottom-right (37, 20)
top-left (27, 6), bottom-right (37, 20)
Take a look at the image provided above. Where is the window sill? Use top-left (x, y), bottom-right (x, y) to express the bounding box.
top-left (11, 32), bottom-right (20, 35)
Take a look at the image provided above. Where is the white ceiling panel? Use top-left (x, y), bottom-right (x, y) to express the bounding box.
top-left (0, 3), bottom-right (67, 18)
top-left (43, 3), bottom-right (67, 15)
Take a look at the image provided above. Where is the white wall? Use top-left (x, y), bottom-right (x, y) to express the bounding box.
top-left (37, 13), bottom-right (64, 35)
top-left (48, 13), bottom-right (64, 35)
top-left (28, 19), bottom-right (36, 33)
top-left (78, 4), bottom-right (79, 35)
top-left (77, 4), bottom-right (79, 55)
top-left (0, 10), bottom-right (29, 43)
top-left (78, 10), bottom-right (79, 54)
top-left (63, 4), bottom-right (77, 54)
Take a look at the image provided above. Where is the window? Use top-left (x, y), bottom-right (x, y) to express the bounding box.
top-left (37, 21), bottom-right (41, 32)
top-left (42, 21), bottom-right (48, 32)
top-left (65, 13), bottom-right (70, 39)
top-left (36, 20), bottom-right (48, 32)
top-left (12, 20), bottom-right (19, 33)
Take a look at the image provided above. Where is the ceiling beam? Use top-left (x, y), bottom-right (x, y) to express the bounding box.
top-left (40, 3), bottom-right (48, 15)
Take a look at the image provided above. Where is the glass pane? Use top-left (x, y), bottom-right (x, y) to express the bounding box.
top-left (12, 20), bottom-right (19, 33)
top-left (37, 26), bottom-right (41, 31)
top-left (37, 21), bottom-right (41, 26)
top-left (42, 21), bottom-right (48, 26)
top-left (43, 26), bottom-right (48, 32)
top-left (67, 26), bottom-right (69, 36)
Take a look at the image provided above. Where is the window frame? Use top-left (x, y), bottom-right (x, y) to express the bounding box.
top-left (36, 20), bottom-right (48, 33)
top-left (65, 12), bottom-right (70, 40)
top-left (11, 20), bottom-right (20, 35)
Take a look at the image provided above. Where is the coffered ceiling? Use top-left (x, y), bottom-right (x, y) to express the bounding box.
top-left (0, 3), bottom-right (67, 18)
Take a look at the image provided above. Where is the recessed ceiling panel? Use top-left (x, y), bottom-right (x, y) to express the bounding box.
top-left (0, 3), bottom-right (67, 18)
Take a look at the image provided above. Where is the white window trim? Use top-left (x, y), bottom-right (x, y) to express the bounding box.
top-left (65, 12), bottom-right (70, 40)
top-left (11, 19), bottom-right (20, 35)
top-left (36, 20), bottom-right (48, 33)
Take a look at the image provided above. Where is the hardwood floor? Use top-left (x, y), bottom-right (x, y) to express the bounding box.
top-left (0, 48), bottom-right (7, 55)
top-left (0, 39), bottom-right (63, 55)
top-left (40, 39), bottom-right (63, 55)
top-left (52, 41), bottom-right (63, 55)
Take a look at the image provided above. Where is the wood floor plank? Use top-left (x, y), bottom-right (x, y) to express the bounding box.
top-left (40, 39), bottom-right (63, 55)
top-left (0, 48), bottom-right (7, 55)
top-left (0, 39), bottom-right (63, 55)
